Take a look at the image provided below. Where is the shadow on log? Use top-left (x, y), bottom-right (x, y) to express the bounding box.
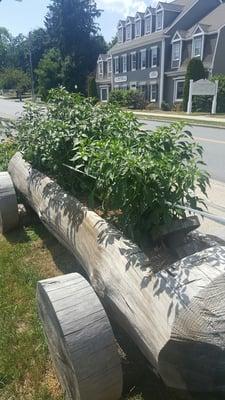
top-left (8, 152), bottom-right (225, 393)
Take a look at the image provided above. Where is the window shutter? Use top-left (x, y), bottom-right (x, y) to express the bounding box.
top-left (157, 47), bottom-right (160, 66)
top-left (127, 54), bottom-right (130, 71)
top-left (119, 56), bottom-right (121, 73)
top-left (146, 49), bottom-right (149, 68)
top-left (149, 49), bottom-right (152, 67)
top-left (139, 52), bottom-right (141, 69)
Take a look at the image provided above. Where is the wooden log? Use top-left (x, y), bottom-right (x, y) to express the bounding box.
top-left (8, 152), bottom-right (225, 392)
top-left (0, 171), bottom-right (18, 233)
top-left (37, 273), bottom-right (123, 400)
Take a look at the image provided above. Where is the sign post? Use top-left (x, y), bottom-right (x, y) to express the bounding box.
top-left (187, 79), bottom-right (218, 114)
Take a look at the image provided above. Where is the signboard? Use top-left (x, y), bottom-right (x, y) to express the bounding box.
top-left (149, 71), bottom-right (158, 79)
top-left (191, 79), bottom-right (217, 96)
top-left (187, 79), bottom-right (218, 115)
top-left (114, 76), bottom-right (127, 83)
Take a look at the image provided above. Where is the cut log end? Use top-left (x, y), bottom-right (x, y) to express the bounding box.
top-left (37, 273), bottom-right (123, 400)
top-left (0, 171), bottom-right (18, 233)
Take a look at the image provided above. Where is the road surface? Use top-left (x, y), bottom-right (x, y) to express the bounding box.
top-left (0, 98), bottom-right (24, 119)
top-left (140, 119), bottom-right (225, 183)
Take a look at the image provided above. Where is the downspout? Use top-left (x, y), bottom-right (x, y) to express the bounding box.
top-left (159, 38), bottom-right (165, 108)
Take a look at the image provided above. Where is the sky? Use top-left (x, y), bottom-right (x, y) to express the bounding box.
top-left (0, 0), bottom-right (168, 42)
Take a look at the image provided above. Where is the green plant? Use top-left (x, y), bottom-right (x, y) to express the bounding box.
top-left (212, 74), bottom-right (225, 113)
top-left (0, 139), bottom-right (17, 171)
top-left (161, 101), bottom-right (171, 111)
top-left (183, 58), bottom-right (206, 111)
top-left (109, 89), bottom-right (127, 106)
top-left (126, 89), bottom-right (146, 110)
top-left (17, 88), bottom-right (209, 241)
top-left (87, 75), bottom-right (97, 98)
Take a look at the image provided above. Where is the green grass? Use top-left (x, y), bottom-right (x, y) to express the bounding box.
top-left (0, 225), bottom-right (64, 400)
top-left (133, 112), bottom-right (225, 128)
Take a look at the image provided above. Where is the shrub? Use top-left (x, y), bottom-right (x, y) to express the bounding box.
top-left (212, 74), bottom-right (225, 113)
top-left (109, 89), bottom-right (127, 106)
top-left (126, 90), bottom-right (146, 110)
top-left (87, 75), bottom-right (98, 99)
top-left (183, 58), bottom-right (206, 111)
top-left (17, 87), bottom-right (209, 241)
top-left (0, 140), bottom-right (17, 172)
top-left (161, 101), bottom-right (171, 111)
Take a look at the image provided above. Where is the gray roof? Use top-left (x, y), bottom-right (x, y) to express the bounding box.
top-left (185, 3), bottom-right (225, 37)
top-left (165, 0), bottom-right (197, 33)
top-left (110, 31), bottom-right (165, 54)
top-left (159, 1), bottom-right (184, 12)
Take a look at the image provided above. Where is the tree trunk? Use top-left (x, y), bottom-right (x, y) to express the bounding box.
top-left (8, 152), bottom-right (225, 393)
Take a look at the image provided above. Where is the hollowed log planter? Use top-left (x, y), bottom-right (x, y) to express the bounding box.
top-left (8, 152), bottom-right (225, 393)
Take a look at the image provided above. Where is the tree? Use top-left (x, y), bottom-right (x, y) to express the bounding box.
top-left (0, 68), bottom-right (30, 99)
top-left (87, 75), bottom-right (97, 98)
top-left (35, 48), bottom-right (62, 99)
top-left (0, 27), bottom-right (12, 69)
top-left (108, 35), bottom-right (118, 50)
top-left (183, 58), bottom-right (206, 111)
top-left (45, 0), bottom-right (105, 93)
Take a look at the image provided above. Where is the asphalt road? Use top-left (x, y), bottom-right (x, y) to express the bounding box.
top-left (0, 98), bottom-right (24, 119)
top-left (140, 119), bottom-right (225, 183)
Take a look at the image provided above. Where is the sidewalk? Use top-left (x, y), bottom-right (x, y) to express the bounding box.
top-left (197, 179), bottom-right (225, 240)
top-left (134, 110), bottom-right (225, 126)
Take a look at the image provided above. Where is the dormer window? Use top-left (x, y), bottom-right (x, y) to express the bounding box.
top-left (145, 15), bottom-right (151, 34)
top-left (126, 23), bottom-right (132, 41)
top-left (98, 61), bottom-right (103, 76)
top-left (192, 26), bottom-right (204, 60)
top-left (144, 8), bottom-right (152, 35)
top-left (135, 18), bottom-right (141, 37)
top-left (171, 32), bottom-right (182, 68)
top-left (118, 27), bottom-right (123, 43)
top-left (156, 4), bottom-right (163, 31)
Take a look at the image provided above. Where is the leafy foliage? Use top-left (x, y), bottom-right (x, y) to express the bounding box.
top-left (183, 58), bottom-right (206, 111)
top-left (109, 89), bottom-right (146, 109)
top-left (0, 139), bottom-right (17, 171)
top-left (212, 74), bottom-right (225, 113)
top-left (17, 88), bottom-right (209, 241)
top-left (87, 75), bottom-right (97, 98)
top-left (45, 0), bottom-right (106, 94)
top-left (35, 48), bottom-right (62, 100)
top-left (0, 68), bottom-right (30, 94)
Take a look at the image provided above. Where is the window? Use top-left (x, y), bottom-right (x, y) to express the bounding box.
top-left (145, 15), bottom-right (151, 34)
top-left (141, 49), bottom-right (146, 70)
top-left (118, 27), bottom-right (123, 43)
top-left (100, 87), bottom-right (108, 102)
top-left (107, 58), bottom-right (112, 75)
top-left (130, 82), bottom-right (137, 90)
top-left (172, 41), bottom-right (181, 67)
top-left (156, 11), bottom-right (163, 31)
top-left (98, 61), bottom-right (103, 76)
top-left (122, 54), bottom-right (127, 73)
top-left (126, 24), bottom-right (132, 41)
top-left (151, 47), bottom-right (158, 68)
top-left (131, 52), bottom-right (136, 71)
top-left (174, 80), bottom-right (184, 102)
top-left (135, 19), bottom-right (141, 37)
top-left (114, 57), bottom-right (119, 74)
top-left (150, 84), bottom-right (157, 102)
top-left (192, 35), bottom-right (203, 58)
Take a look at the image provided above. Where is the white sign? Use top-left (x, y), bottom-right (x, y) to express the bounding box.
top-left (187, 79), bottom-right (219, 115)
top-left (192, 79), bottom-right (217, 96)
top-left (149, 71), bottom-right (158, 79)
top-left (114, 76), bottom-right (127, 83)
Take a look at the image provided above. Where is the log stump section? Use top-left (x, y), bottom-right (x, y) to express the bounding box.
top-left (37, 273), bottom-right (123, 400)
top-left (0, 171), bottom-right (18, 233)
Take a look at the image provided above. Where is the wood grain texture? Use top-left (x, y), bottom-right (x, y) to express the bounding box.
top-left (37, 273), bottom-right (123, 400)
top-left (8, 152), bottom-right (225, 392)
top-left (0, 171), bottom-right (18, 233)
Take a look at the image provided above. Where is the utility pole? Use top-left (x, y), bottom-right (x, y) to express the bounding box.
top-left (28, 32), bottom-right (35, 102)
